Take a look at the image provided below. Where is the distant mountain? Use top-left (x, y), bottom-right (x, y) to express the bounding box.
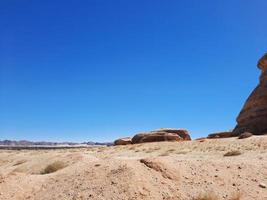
top-left (83, 141), bottom-right (114, 146)
top-left (0, 140), bottom-right (113, 146)
top-left (94, 142), bottom-right (113, 146)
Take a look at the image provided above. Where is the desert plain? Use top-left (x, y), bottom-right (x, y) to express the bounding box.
top-left (0, 136), bottom-right (267, 200)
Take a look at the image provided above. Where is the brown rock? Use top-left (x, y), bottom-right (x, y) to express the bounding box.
top-left (207, 131), bottom-right (233, 139)
top-left (131, 128), bottom-right (191, 144)
top-left (132, 132), bottom-right (182, 144)
top-left (233, 53), bottom-right (267, 136)
top-left (153, 128), bottom-right (191, 140)
top-left (238, 132), bottom-right (253, 139)
top-left (114, 137), bottom-right (132, 145)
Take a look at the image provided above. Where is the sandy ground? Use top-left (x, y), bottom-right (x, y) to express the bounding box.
top-left (0, 136), bottom-right (267, 200)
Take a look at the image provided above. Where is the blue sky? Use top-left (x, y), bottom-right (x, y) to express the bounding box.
top-left (0, 0), bottom-right (267, 142)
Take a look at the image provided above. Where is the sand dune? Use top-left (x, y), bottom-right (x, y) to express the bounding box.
top-left (0, 136), bottom-right (267, 200)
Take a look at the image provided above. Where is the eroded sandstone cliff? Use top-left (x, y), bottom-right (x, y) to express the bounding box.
top-left (233, 53), bottom-right (267, 135)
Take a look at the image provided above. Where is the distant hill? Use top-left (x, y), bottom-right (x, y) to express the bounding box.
top-left (0, 140), bottom-right (113, 146)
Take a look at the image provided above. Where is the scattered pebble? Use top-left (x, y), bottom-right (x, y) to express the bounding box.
top-left (259, 183), bottom-right (266, 188)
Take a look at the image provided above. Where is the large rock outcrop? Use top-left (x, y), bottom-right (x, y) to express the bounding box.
top-left (132, 128), bottom-right (191, 144)
top-left (132, 132), bottom-right (183, 144)
top-left (114, 137), bottom-right (132, 145)
top-left (153, 128), bottom-right (191, 140)
top-left (233, 53), bottom-right (267, 136)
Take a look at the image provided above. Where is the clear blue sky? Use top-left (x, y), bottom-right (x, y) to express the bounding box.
top-left (0, 0), bottom-right (267, 142)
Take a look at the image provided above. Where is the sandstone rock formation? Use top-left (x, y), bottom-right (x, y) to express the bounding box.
top-left (132, 132), bottom-right (182, 144)
top-left (233, 53), bottom-right (267, 136)
top-left (153, 128), bottom-right (191, 140)
top-left (114, 137), bottom-right (132, 145)
top-left (238, 132), bottom-right (253, 139)
top-left (207, 131), bottom-right (233, 139)
top-left (132, 129), bottom-right (191, 144)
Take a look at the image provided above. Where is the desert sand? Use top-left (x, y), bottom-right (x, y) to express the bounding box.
top-left (0, 136), bottom-right (267, 200)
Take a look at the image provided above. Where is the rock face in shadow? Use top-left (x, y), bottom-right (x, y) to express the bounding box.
top-left (233, 53), bottom-right (267, 136)
top-left (132, 129), bottom-right (191, 144)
